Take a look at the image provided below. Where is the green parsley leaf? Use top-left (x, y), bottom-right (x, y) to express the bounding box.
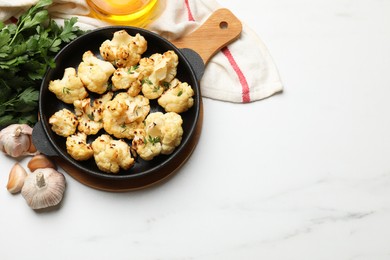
top-left (0, 0), bottom-right (85, 128)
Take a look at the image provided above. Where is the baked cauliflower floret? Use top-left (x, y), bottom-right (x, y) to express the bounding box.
top-left (141, 50), bottom-right (179, 100)
top-left (48, 67), bottom-right (88, 104)
top-left (91, 134), bottom-right (134, 174)
top-left (111, 66), bottom-right (142, 96)
top-left (49, 108), bottom-right (78, 137)
top-left (158, 112), bottom-right (184, 154)
top-left (159, 50), bottom-right (179, 83)
top-left (78, 51), bottom-right (115, 94)
top-left (135, 112), bottom-right (183, 157)
top-left (125, 94), bottom-right (150, 123)
top-left (132, 133), bottom-right (162, 161)
top-left (74, 92), bottom-right (113, 135)
top-left (158, 78), bottom-right (194, 113)
top-left (66, 132), bottom-right (93, 161)
top-left (138, 55), bottom-right (155, 77)
top-left (103, 93), bottom-right (150, 139)
top-left (99, 30), bottom-right (147, 68)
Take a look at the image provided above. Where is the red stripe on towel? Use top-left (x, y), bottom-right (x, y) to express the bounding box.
top-left (222, 47), bottom-right (251, 103)
top-left (184, 1), bottom-right (250, 102)
top-left (184, 0), bottom-right (195, 21)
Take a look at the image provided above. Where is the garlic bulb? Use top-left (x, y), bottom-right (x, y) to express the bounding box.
top-left (21, 168), bottom-right (66, 209)
top-left (0, 124), bottom-right (38, 157)
top-left (7, 163), bottom-right (27, 194)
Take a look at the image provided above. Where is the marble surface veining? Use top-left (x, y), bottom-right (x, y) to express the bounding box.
top-left (1, 0), bottom-right (390, 259)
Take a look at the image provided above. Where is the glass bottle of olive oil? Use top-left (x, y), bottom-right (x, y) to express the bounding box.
top-left (87, 0), bottom-right (159, 28)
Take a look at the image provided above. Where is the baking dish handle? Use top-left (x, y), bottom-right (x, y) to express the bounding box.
top-left (32, 121), bottom-right (59, 156)
top-left (180, 48), bottom-right (205, 82)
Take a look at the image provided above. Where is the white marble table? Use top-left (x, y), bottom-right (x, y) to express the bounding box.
top-left (1, 0), bottom-right (390, 259)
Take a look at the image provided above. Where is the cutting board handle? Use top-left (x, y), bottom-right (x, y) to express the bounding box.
top-left (171, 8), bottom-right (242, 65)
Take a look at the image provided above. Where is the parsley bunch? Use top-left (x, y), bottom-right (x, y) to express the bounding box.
top-left (0, 0), bottom-right (84, 127)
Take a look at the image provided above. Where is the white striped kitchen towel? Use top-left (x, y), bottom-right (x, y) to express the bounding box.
top-left (0, 0), bottom-right (283, 103)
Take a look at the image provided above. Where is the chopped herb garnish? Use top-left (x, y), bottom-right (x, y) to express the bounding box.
top-left (62, 87), bottom-right (71, 94)
top-left (141, 78), bottom-right (152, 85)
top-left (162, 81), bottom-right (170, 90)
top-left (120, 123), bottom-right (127, 133)
top-left (127, 65), bottom-right (138, 74)
top-left (107, 82), bottom-right (113, 91)
top-left (87, 113), bottom-right (94, 121)
top-left (147, 135), bottom-right (161, 145)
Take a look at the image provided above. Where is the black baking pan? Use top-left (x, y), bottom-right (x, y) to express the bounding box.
top-left (32, 8), bottom-right (242, 185)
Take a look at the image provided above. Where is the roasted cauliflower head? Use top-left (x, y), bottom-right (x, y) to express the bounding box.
top-left (74, 92), bottom-right (113, 135)
top-left (49, 108), bottom-right (78, 137)
top-left (48, 67), bottom-right (88, 104)
top-left (159, 50), bottom-right (179, 83)
top-left (132, 112), bottom-right (183, 159)
top-left (158, 78), bottom-right (194, 113)
top-left (91, 134), bottom-right (134, 174)
top-left (132, 133), bottom-right (162, 161)
top-left (111, 66), bottom-right (143, 96)
top-left (99, 30), bottom-right (147, 68)
top-left (103, 93), bottom-right (150, 139)
top-left (66, 132), bottom-right (94, 161)
top-left (141, 50), bottom-right (179, 100)
top-left (158, 112), bottom-right (184, 155)
top-left (78, 51), bottom-right (116, 94)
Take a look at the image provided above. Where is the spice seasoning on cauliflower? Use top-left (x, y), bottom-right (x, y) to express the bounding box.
top-left (91, 134), bottom-right (134, 173)
top-left (99, 30), bottom-right (147, 68)
top-left (66, 132), bottom-right (94, 161)
top-left (49, 108), bottom-right (78, 137)
top-left (48, 67), bottom-right (88, 104)
top-left (78, 51), bottom-right (116, 94)
top-left (140, 50), bottom-right (179, 100)
top-left (103, 93), bottom-right (150, 139)
top-left (74, 92), bottom-right (114, 135)
top-left (132, 112), bottom-right (183, 160)
top-left (158, 78), bottom-right (194, 113)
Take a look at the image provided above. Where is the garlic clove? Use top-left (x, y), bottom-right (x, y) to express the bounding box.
top-left (27, 135), bottom-right (38, 154)
top-left (7, 163), bottom-right (27, 194)
top-left (27, 154), bottom-right (56, 172)
top-left (21, 168), bottom-right (66, 210)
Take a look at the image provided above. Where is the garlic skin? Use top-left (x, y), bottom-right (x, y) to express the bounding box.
top-left (21, 168), bottom-right (66, 210)
top-left (27, 154), bottom-right (56, 172)
top-left (7, 163), bottom-right (27, 194)
top-left (0, 124), bottom-right (38, 157)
